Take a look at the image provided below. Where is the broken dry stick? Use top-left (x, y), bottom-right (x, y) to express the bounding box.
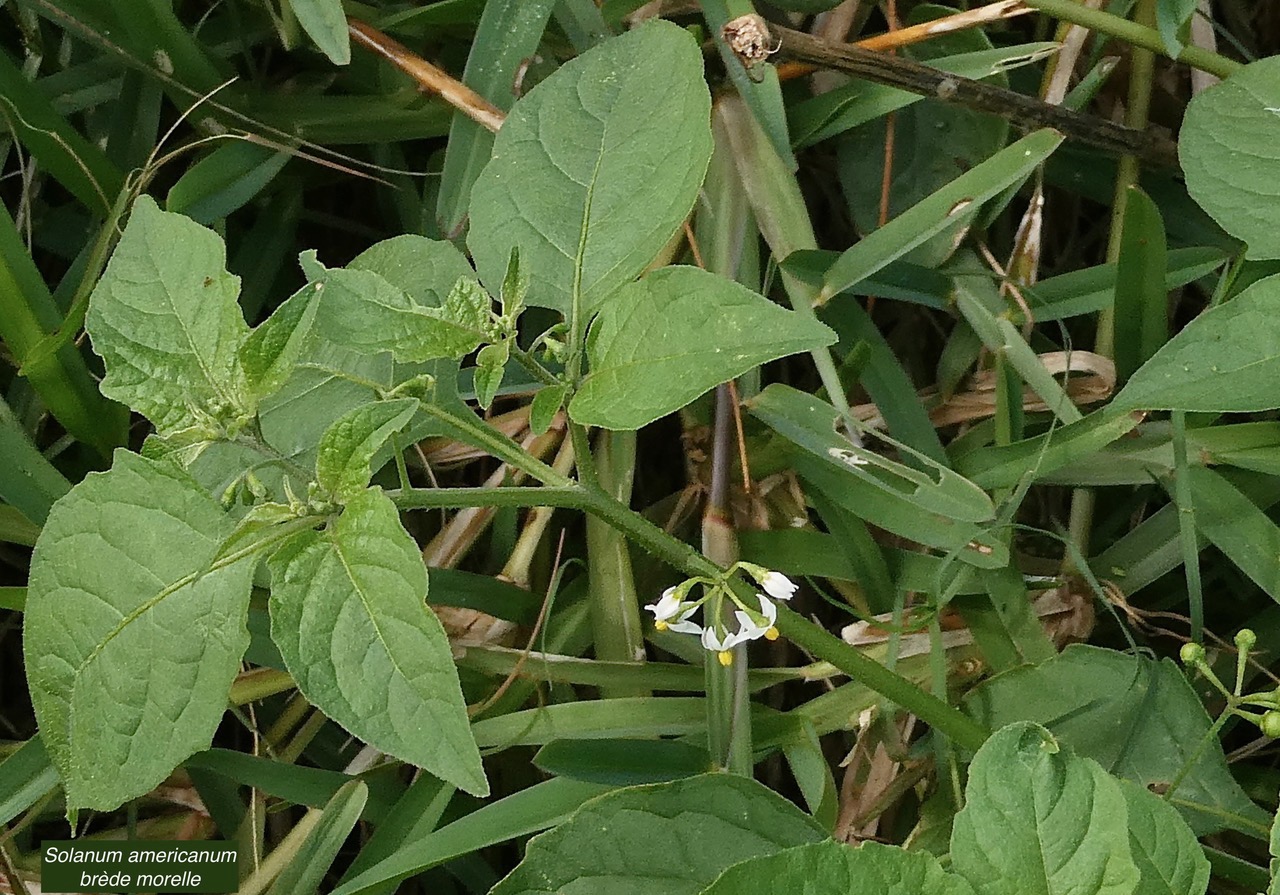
top-left (760, 22), bottom-right (1177, 166)
top-left (348, 18), bottom-right (506, 133)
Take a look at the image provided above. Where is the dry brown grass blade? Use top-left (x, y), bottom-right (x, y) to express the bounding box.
top-left (347, 18), bottom-right (506, 133)
top-left (776, 1), bottom-right (1036, 81)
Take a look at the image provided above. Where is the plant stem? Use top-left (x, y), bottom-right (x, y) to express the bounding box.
top-left (585, 429), bottom-right (648, 693)
top-left (406, 397), bottom-right (990, 749)
top-left (1020, 0), bottom-right (1240, 78)
top-left (390, 486), bottom-right (584, 510)
top-left (704, 385), bottom-right (752, 773)
top-left (774, 606), bottom-right (989, 752)
top-left (1067, 0), bottom-right (1156, 561)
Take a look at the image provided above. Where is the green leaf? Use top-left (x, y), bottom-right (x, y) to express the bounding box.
top-left (348, 235), bottom-right (478, 309)
top-left (240, 285), bottom-right (321, 402)
top-left (790, 43), bottom-right (1059, 149)
top-left (747, 384), bottom-right (1007, 567)
top-left (467, 20), bottom-right (712, 315)
top-left (0, 737), bottom-right (58, 828)
top-left (532, 738), bottom-right (709, 786)
top-left (268, 488), bottom-right (487, 796)
top-left (309, 253), bottom-right (492, 363)
top-left (435, 0), bottom-right (559, 233)
top-left (490, 774), bottom-right (826, 895)
top-left (819, 129), bottom-right (1063, 302)
top-left (1181, 57), bottom-right (1280, 258)
top-left (315, 399), bottom-right (418, 501)
top-left (950, 722), bottom-right (1140, 895)
top-left (1156, 0), bottom-right (1197, 57)
top-left (473, 341), bottom-right (509, 410)
top-left (569, 267), bottom-right (836, 430)
top-left (1115, 274), bottom-right (1280, 412)
top-left (1118, 779), bottom-right (1210, 895)
top-left (287, 0), bottom-right (351, 65)
top-left (166, 141), bottom-right (292, 224)
top-left (964, 645), bottom-right (1270, 835)
top-left (86, 196), bottom-right (252, 433)
top-left (699, 840), bottom-right (976, 895)
top-left (332, 778), bottom-right (613, 895)
top-left (1114, 186), bottom-right (1170, 382)
top-left (530, 384), bottom-right (569, 435)
top-left (267, 780), bottom-right (368, 895)
top-left (24, 450), bottom-right (254, 809)
top-left (1179, 465), bottom-right (1280, 602)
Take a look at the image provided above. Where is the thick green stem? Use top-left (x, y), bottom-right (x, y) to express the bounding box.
top-left (774, 607), bottom-right (989, 753)
top-left (1021, 0), bottom-right (1239, 78)
top-left (585, 430), bottom-right (648, 694)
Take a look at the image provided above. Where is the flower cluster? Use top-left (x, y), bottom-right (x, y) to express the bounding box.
top-left (644, 563), bottom-right (797, 666)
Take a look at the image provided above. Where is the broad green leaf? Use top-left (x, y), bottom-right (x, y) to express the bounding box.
top-left (1118, 780), bottom-right (1210, 895)
top-left (699, 840), bottom-right (976, 895)
top-left (308, 252), bottom-right (492, 363)
top-left (473, 341), bottom-right (508, 410)
top-left (489, 774), bottom-right (826, 895)
top-left (287, 0), bottom-right (351, 65)
top-left (86, 196), bottom-right (252, 433)
top-left (950, 722), bottom-right (1140, 895)
top-left (256, 339), bottom-right (393, 473)
top-left (569, 267), bottom-right (836, 430)
top-left (530, 384), bottom-right (569, 435)
top-left (1115, 274), bottom-right (1280, 412)
top-left (239, 285), bottom-right (321, 401)
top-left (315, 399), bottom-right (418, 501)
top-left (1180, 57), bottom-right (1280, 257)
top-left (818, 129), bottom-right (1063, 302)
top-left (348, 235), bottom-right (478, 309)
top-left (266, 780), bottom-right (368, 895)
top-left (467, 20), bottom-right (712, 315)
top-left (24, 450), bottom-right (254, 809)
top-left (965, 645), bottom-right (1270, 835)
top-left (268, 488), bottom-right (487, 796)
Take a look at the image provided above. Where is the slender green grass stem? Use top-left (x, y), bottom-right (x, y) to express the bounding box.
top-left (1171, 411), bottom-right (1204, 642)
top-left (1067, 0), bottom-right (1157, 560)
top-left (1022, 0), bottom-right (1240, 79)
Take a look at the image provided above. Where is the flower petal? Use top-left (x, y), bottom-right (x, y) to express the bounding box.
top-left (761, 571), bottom-right (797, 601)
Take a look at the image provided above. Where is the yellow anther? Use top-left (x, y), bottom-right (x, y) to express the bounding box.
top-left (655, 620), bottom-right (668, 631)
top-left (718, 650), bottom-right (733, 666)
top-left (765, 627), bottom-right (779, 641)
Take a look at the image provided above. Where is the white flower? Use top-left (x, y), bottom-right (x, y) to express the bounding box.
top-left (702, 624), bottom-right (750, 654)
top-left (760, 571), bottom-right (797, 601)
top-left (644, 587), bottom-right (683, 622)
top-left (734, 595), bottom-right (780, 643)
top-left (665, 605), bottom-right (704, 636)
